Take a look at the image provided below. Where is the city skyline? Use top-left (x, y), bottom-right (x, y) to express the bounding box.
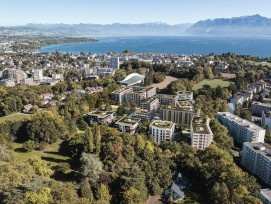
top-left (1, 0), bottom-right (271, 26)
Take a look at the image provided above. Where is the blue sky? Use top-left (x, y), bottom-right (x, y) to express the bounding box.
top-left (2, 0), bottom-right (271, 25)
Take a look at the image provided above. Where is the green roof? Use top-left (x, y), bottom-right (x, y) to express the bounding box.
top-left (192, 116), bottom-right (210, 134)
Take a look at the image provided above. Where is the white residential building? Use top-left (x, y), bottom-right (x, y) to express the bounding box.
top-left (109, 57), bottom-right (120, 69)
top-left (114, 117), bottom-right (141, 135)
top-left (149, 120), bottom-right (175, 144)
top-left (217, 112), bottom-right (266, 144)
top-left (190, 116), bottom-right (213, 150)
top-left (241, 142), bottom-right (271, 186)
top-left (33, 69), bottom-right (43, 81)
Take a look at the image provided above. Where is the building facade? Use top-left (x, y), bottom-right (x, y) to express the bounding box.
top-left (114, 117), bottom-right (141, 135)
top-left (190, 116), bottom-right (213, 150)
top-left (177, 91), bottom-right (193, 101)
top-left (251, 102), bottom-right (271, 116)
top-left (217, 112), bottom-right (266, 144)
top-left (160, 102), bottom-right (194, 128)
top-left (241, 142), bottom-right (271, 186)
top-left (149, 120), bottom-right (175, 144)
top-left (260, 189), bottom-right (271, 204)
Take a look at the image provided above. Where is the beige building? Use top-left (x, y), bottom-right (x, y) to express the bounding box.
top-left (159, 101), bottom-right (194, 128)
top-left (111, 86), bottom-right (156, 105)
top-left (190, 116), bottom-right (213, 150)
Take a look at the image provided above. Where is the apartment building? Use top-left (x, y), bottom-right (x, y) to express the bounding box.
top-left (129, 108), bottom-right (154, 120)
top-left (111, 86), bottom-right (156, 105)
top-left (156, 94), bottom-right (178, 106)
top-left (177, 91), bottom-right (193, 101)
top-left (149, 120), bottom-right (175, 144)
top-left (109, 57), bottom-right (120, 69)
top-left (217, 112), bottom-right (266, 144)
top-left (114, 117), bottom-right (141, 135)
top-left (241, 142), bottom-right (271, 186)
top-left (111, 87), bottom-right (132, 105)
top-left (160, 101), bottom-right (194, 128)
top-left (262, 111), bottom-right (271, 130)
top-left (190, 116), bottom-right (213, 150)
top-left (87, 111), bottom-right (116, 125)
top-left (251, 102), bottom-right (271, 116)
top-left (140, 98), bottom-right (159, 111)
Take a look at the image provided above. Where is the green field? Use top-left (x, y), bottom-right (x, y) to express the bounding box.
top-left (12, 140), bottom-right (69, 166)
top-left (0, 113), bottom-right (32, 123)
top-left (192, 79), bottom-right (232, 91)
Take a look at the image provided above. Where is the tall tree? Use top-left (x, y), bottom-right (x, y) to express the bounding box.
top-left (93, 123), bottom-right (101, 156)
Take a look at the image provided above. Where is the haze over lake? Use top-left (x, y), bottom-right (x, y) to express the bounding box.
top-left (38, 36), bottom-right (271, 57)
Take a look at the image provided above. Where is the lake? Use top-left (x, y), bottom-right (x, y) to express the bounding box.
top-left (38, 36), bottom-right (271, 57)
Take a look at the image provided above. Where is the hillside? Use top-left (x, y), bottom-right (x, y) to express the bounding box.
top-left (185, 14), bottom-right (271, 35)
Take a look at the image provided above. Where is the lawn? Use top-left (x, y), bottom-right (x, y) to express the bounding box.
top-left (12, 140), bottom-right (69, 167)
top-left (192, 79), bottom-right (232, 91)
top-left (0, 113), bottom-right (32, 123)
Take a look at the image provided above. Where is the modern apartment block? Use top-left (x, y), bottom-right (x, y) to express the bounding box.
top-left (111, 87), bottom-right (132, 105)
top-left (177, 91), bottom-right (193, 101)
top-left (156, 94), bottom-right (178, 106)
top-left (111, 86), bottom-right (156, 105)
top-left (241, 142), bottom-right (271, 186)
top-left (114, 117), bottom-right (141, 135)
top-left (262, 111), bottom-right (271, 130)
top-left (129, 108), bottom-right (154, 120)
top-left (109, 57), bottom-right (120, 69)
top-left (217, 112), bottom-right (265, 144)
top-left (251, 102), bottom-right (271, 116)
top-left (260, 189), bottom-right (271, 204)
top-left (140, 98), bottom-right (160, 111)
top-left (87, 111), bottom-right (116, 125)
top-left (149, 120), bottom-right (175, 144)
top-left (190, 116), bottom-right (213, 150)
top-left (159, 101), bottom-right (194, 128)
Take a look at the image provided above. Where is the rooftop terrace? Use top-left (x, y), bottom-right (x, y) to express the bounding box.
top-left (150, 120), bottom-right (175, 129)
top-left (192, 116), bottom-right (211, 134)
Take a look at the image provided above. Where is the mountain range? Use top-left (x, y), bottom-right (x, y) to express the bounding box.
top-left (185, 14), bottom-right (271, 35)
top-left (1, 15), bottom-right (271, 36)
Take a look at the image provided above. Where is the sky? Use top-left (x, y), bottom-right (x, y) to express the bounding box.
top-left (1, 0), bottom-right (271, 26)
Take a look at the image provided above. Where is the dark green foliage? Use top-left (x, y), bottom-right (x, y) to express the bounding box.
top-left (27, 111), bottom-right (65, 143)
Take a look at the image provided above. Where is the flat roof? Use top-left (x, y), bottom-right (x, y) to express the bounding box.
top-left (150, 120), bottom-right (175, 129)
top-left (160, 104), bottom-right (194, 112)
top-left (192, 116), bottom-right (211, 134)
top-left (116, 117), bottom-right (141, 125)
top-left (87, 111), bottom-right (115, 118)
top-left (252, 101), bottom-right (271, 108)
top-left (217, 112), bottom-right (265, 131)
top-left (156, 94), bottom-right (177, 99)
top-left (244, 142), bottom-right (271, 162)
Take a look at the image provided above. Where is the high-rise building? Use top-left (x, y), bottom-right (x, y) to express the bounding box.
top-left (241, 142), bottom-right (271, 186)
top-left (109, 57), bottom-right (120, 68)
top-left (33, 69), bottom-right (43, 81)
top-left (251, 102), bottom-right (271, 116)
top-left (190, 116), bottom-right (213, 150)
top-left (217, 112), bottom-right (265, 144)
top-left (149, 120), bottom-right (175, 144)
top-left (159, 101), bottom-right (194, 128)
